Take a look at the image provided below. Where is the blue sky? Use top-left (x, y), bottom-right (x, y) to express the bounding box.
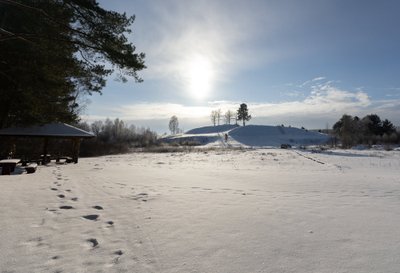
top-left (85, 0), bottom-right (400, 133)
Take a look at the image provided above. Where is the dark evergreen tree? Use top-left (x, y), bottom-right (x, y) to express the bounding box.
top-left (382, 119), bottom-right (396, 135)
top-left (0, 0), bottom-right (145, 128)
top-left (237, 103), bottom-right (251, 126)
top-left (362, 114), bottom-right (382, 136)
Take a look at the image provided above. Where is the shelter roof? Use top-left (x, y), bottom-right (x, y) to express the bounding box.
top-left (0, 123), bottom-right (94, 138)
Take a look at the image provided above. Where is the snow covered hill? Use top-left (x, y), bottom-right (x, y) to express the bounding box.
top-left (229, 125), bottom-right (330, 147)
top-left (162, 124), bottom-right (330, 147)
top-left (186, 124), bottom-right (238, 134)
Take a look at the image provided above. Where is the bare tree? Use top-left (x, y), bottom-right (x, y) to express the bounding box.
top-left (169, 115), bottom-right (179, 135)
top-left (216, 109), bottom-right (222, 125)
top-left (224, 110), bottom-right (235, 125)
top-left (91, 120), bottom-right (103, 137)
top-left (210, 110), bottom-right (218, 126)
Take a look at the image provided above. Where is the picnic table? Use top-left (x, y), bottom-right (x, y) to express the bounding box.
top-left (0, 159), bottom-right (21, 175)
top-left (40, 154), bottom-right (51, 165)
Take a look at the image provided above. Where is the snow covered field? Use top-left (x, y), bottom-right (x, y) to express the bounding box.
top-left (1, 148), bottom-right (400, 273)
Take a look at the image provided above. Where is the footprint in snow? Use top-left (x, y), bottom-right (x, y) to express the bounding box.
top-left (131, 193), bottom-right (148, 201)
top-left (112, 250), bottom-right (123, 264)
top-left (82, 214), bottom-right (99, 221)
top-left (87, 238), bottom-right (99, 248)
top-left (59, 205), bottom-right (74, 210)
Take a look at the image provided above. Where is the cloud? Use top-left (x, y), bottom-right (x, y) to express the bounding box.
top-left (93, 103), bottom-right (210, 120)
top-left (385, 89), bottom-right (400, 97)
top-left (284, 91), bottom-right (305, 98)
top-left (312, 76), bottom-right (326, 82)
top-left (84, 82), bottom-right (400, 132)
top-left (306, 83), bottom-right (371, 108)
top-left (83, 79), bottom-right (400, 132)
top-left (299, 76), bottom-right (326, 87)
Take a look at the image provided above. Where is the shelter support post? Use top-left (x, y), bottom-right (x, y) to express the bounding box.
top-left (71, 138), bottom-right (81, 164)
top-left (42, 137), bottom-right (50, 164)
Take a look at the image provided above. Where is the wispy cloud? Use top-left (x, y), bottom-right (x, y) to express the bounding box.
top-left (95, 103), bottom-right (210, 120)
top-left (299, 76), bottom-right (326, 87)
top-left (312, 76), bottom-right (326, 82)
top-left (284, 91), bottom-right (305, 98)
top-left (385, 88), bottom-right (400, 97)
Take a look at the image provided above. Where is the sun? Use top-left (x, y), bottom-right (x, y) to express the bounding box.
top-left (187, 55), bottom-right (214, 100)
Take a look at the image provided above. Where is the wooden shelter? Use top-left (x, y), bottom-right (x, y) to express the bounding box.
top-left (0, 123), bottom-right (94, 164)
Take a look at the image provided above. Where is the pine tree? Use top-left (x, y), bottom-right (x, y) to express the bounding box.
top-left (382, 119), bottom-right (396, 135)
top-left (0, 0), bottom-right (145, 128)
top-left (237, 103), bottom-right (251, 126)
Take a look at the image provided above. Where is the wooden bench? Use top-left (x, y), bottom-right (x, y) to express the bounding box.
top-left (25, 163), bottom-right (38, 174)
top-left (0, 159), bottom-right (21, 175)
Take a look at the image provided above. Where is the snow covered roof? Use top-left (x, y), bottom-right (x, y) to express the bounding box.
top-left (0, 123), bottom-right (94, 138)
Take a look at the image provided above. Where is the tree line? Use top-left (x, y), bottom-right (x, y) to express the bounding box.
top-left (76, 118), bottom-right (157, 156)
top-left (210, 103), bottom-right (252, 127)
top-left (333, 114), bottom-right (398, 148)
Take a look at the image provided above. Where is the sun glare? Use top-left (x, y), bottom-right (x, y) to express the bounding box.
top-left (187, 55), bottom-right (213, 100)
